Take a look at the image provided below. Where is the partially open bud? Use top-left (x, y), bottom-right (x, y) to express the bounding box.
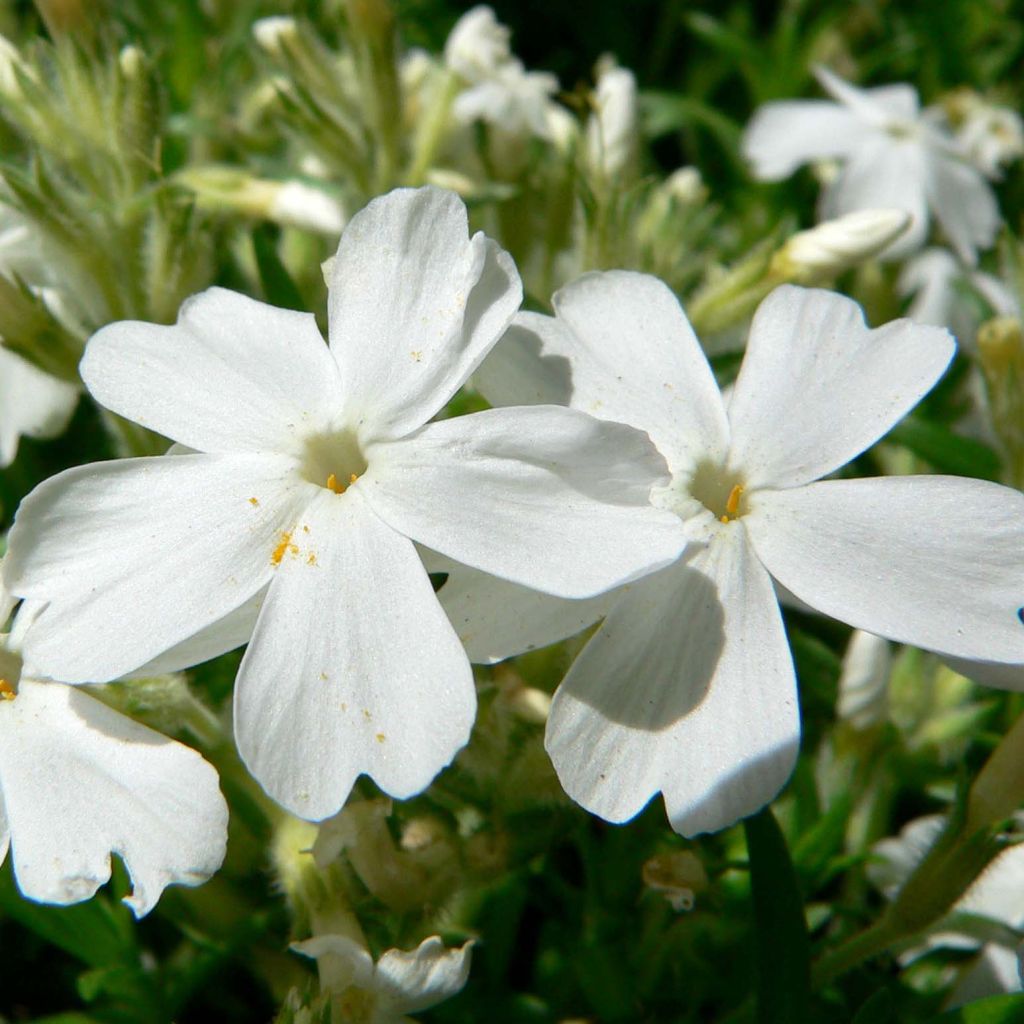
top-left (585, 57), bottom-right (638, 182)
top-left (771, 209), bottom-right (911, 284)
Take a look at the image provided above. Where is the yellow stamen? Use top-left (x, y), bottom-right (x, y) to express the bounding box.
top-left (719, 484), bottom-right (745, 524)
top-left (0, 678), bottom-right (15, 701)
top-left (271, 530), bottom-right (298, 566)
top-left (349, 473), bottom-right (358, 484)
top-left (326, 473), bottom-right (343, 494)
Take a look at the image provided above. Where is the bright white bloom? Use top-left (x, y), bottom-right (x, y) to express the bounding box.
top-left (742, 67), bottom-right (1000, 264)
top-left (0, 588), bottom-right (227, 915)
top-left (870, 815), bottom-right (1024, 1005)
top-left (474, 271), bottom-right (1024, 836)
top-left (445, 6), bottom-right (559, 139)
top-left (585, 58), bottom-right (638, 180)
top-left (293, 933), bottom-right (472, 1022)
top-left (4, 188), bottom-right (684, 821)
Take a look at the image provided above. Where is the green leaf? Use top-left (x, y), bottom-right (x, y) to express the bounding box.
top-left (888, 418), bottom-right (1002, 481)
top-left (852, 987), bottom-right (894, 1024)
top-left (930, 993), bottom-right (1024, 1023)
top-left (744, 806), bottom-right (810, 1024)
top-left (252, 225), bottom-right (306, 312)
top-left (0, 862), bottom-right (136, 969)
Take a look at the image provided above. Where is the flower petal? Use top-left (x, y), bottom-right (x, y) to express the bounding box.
top-left (424, 549), bottom-right (613, 664)
top-left (327, 187), bottom-right (521, 442)
top-left (0, 346), bottom-right (77, 467)
top-left (726, 286), bottom-right (954, 489)
top-left (478, 272), bottom-right (729, 474)
top-left (742, 99), bottom-right (868, 180)
top-left (746, 477), bottom-right (1024, 662)
top-left (376, 936), bottom-right (474, 1014)
top-left (814, 66), bottom-right (919, 124)
top-left (821, 134), bottom-right (930, 259)
top-left (545, 526), bottom-right (799, 837)
top-left (926, 154), bottom-right (1000, 266)
top-left (364, 406), bottom-right (687, 599)
top-left (0, 678), bottom-right (227, 916)
top-left (81, 287), bottom-right (343, 456)
top-left (5, 454), bottom-right (312, 681)
top-left (233, 488), bottom-right (476, 820)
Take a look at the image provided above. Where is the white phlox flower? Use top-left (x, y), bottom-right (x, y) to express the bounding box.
top-left (0, 576), bottom-right (228, 916)
top-left (0, 345), bottom-right (77, 467)
top-left (293, 933), bottom-right (473, 1023)
top-left (473, 271), bottom-right (1024, 836)
top-left (950, 95), bottom-right (1024, 180)
top-left (870, 815), bottom-right (1024, 1006)
top-left (3, 187), bottom-right (685, 822)
top-left (742, 66), bottom-right (1001, 264)
top-left (0, 213), bottom-right (78, 466)
top-left (899, 247), bottom-right (1019, 342)
top-left (445, 6), bottom-right (559, 139)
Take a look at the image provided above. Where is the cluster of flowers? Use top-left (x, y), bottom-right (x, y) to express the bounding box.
top-left (2, 4), bottom-right (1024, 1015)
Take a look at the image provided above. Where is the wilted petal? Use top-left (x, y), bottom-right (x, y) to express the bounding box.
top-left (0, 678), bottom-right (227, 915)
top-left (377, 936), bottom-right (474, 1014)
top-left (746, 477), bottom-right (1024, 663)
top-left (5, 454), bottom-right (312, 682)
top-left (726, 286), bottom-right (954, 489)
top-left (82, 288), bottom-right (343, 457)
top-left (327, 188), bottom-right (521, 442)
top-left (546, 527), bottom-right (799, 837)
top-left (234, 489), bottom-right (475, 820)
top-left (364, 406), bottom-right (686, 599)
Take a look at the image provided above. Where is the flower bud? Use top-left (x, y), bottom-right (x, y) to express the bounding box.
top-left (977, 315), bottom-right (1024, 487)
top-left (444, 6), bottom-right (511, 80)
top-left (837, 630), bottom-right (891, 731)
top-left (585, 57), bottom-right (638, 181)
top-left (252, 16), bottom-right (300, 59)
top-left (771, 209), bottom-right (911, 284)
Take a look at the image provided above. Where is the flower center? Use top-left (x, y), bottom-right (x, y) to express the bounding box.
top-left (687, 460), bottom-right (749, 523)
top-left (301, 430), bottom-right (368, 494)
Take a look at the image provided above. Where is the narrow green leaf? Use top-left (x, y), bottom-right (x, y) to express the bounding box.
top-left (852, 987), bottom-right (894, 1024)
top-left (930, 993), bottom-right (1024, 1023)
top-left (744, 806), bottom-right (810, 1024)
top-left (888, 418), bottom-right (1002, 481)
top-left (252, 225), bottom-right (305, 312)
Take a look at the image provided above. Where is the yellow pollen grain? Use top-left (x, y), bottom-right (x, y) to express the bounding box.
top-left (375, 732), bottom-right (386, 743)
top-left (720, 484), bottom-right (745, 523)
top-left (362, 708), bottom-right (372, 721)
top-left (0, 678), bottom-right (15, 701)
top-left (249, 497), bottom-right (259, 507)
top-left (307, 552), bottom-right (317, 566)
top-left (271, 530), bottom-right (298, 566)
top-left (326, 473), bottom-right (344, 494)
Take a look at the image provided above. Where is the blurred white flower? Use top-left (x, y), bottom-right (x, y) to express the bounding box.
top-left (0, 346), bottom-right (77, 467)
top-left (742, 67), bottom-right (1001, 264)
top-left (293, 933), bottom-right (473, 1023)
top-left (870, 815), bottom-right (1024, 1007)
top-left (950, 95), bottom-right (1024, 179)
top-left (0, 587), bottom-right (227, 916)
top-left (585, 58), bottom-right (638, 180)
top-left (837, 629), bottom-right (892, 730)
top-left (4, 187), bottom-right (684, 821)
top-left (445, 5), bottom-right (559, 139)
top-left (475, 273), bottom-right (1024, 836)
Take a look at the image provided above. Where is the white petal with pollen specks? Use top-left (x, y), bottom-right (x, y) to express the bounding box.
top-left (364, 405), bottom-right (686, 600)
top-left (327, 187), bottom-right (521, 443)
top-left (741, 99), bottom-right (868, 180)
top-left (726, 286), bottom-right (954, 489)
top-left (234, 488), bottom-right (475, 821)
top-left (746, 477), bottom-right (1024, 663)
top-left (497, 272), bottom-right (729, 473)
top-left (0, 346), bottom-right (77, 467)
top-left (0, 678), bottom-right (227, 916)
top-left (545, 526), bottom-right (799, 838)
top-left (82, 288), bottom-right (343, 457)
top-left (424, 549), bottom-right (614, 664)
top-left (5, 454), bottom-right (313, 682)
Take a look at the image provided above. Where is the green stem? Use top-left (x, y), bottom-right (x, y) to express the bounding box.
top-left (811, 916), bottom-right (901, 989)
